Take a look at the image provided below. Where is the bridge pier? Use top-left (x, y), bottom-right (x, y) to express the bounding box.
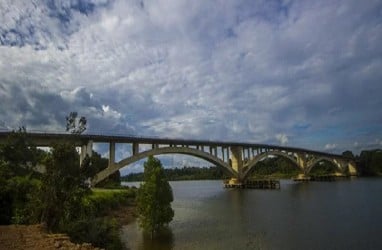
top-left (348, 161), bottom-right (358, 176)
top-left (228, 146), bottom-right (245, 184)
top-left (109, 142), bottom-right (115, 166)
top-left (296, 153), bottom-right (307, 172)
top-left (293, 173), bottom-right (311, 181)
top-left (132, 142), bottom-right (139, 155)
top-left (80, 140), bottom-right (93, 166)
top-left (294, 153), bottom-right (314, 181)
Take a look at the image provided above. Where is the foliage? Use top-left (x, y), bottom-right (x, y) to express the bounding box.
top-left (63, 218), bottom-right (123, 250)
top-left (40, 142), bottom-right (96, 230)
top-left (90, 151), bottom-right (121, 188)
top-left (0, 162), bottom-right (14, 224)
top-left (248, 157), bottom-right (300, 178)
top-left (97, 171), bottom-right (122, 188)
top-left (62, 188), bottom-right (136, 250)
top-left (309, 161), bottom-right (337, 176)
top-left (122, 165), bottom-right (229, 182)
top-left (54, 187), bottom-right (136, 250)
top-left (0, 127), bottom-right (43, 176)
top-left (66, 111), bottom-right (87, 134)
top-left (342, 150), bottom-right (355, 159)
top-left (38, 142), bottom-right (131, 249)
top-left (8, 176), bottom-right (43, 224)
top-left (0, 128), bottom-right (132, 249)
top-left (136, 156), bottom-right (174, 237)
top-left (82, 188), bottom-right (136, 216)
top-left (357, 150), bottom-right (382, 175)
top-left (0, 128), bottom-right (44, 224)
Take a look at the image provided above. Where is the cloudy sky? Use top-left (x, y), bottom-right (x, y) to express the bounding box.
top-left (1, 0), bottom-right (382, 160)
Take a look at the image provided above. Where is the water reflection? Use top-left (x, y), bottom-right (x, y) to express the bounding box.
top-left (141, 227), bottom-right (174, 250)
top-left (227, 189), bottom-right (246, 228)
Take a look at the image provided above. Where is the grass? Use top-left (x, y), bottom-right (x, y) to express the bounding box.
top-left (84, 187), bottom-right (136, 216)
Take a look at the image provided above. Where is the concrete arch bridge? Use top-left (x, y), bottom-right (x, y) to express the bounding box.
top-left (0, 132), bottom-right (358, 185)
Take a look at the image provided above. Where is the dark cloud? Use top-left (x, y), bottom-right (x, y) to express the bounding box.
top-left (0, 0), bottom-right (381, 155)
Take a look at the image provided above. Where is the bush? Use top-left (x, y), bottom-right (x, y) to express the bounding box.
top-left (82, 188), bottom-right (135, 216)
top-left (0, 174), bottom-right (43, 225)
top-left (63, 218), bottom-right (124, 250)
top-left (8, 176), bottom-right (43, 224)
top-left (59, 188), bottom-right (136, 249)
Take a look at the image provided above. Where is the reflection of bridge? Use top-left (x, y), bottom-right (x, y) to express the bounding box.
top-left (0, 132), bottom-right (358, 185)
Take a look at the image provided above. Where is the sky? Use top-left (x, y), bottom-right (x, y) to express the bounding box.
top-left (1, 0), bottom-right (382, 173)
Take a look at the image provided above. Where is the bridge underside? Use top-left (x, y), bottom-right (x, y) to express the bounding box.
top-left (91, 142), bottom-right (358, 186)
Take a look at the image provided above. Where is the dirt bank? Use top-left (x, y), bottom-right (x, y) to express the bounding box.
top-left (106, 203), bottom-right (137, 226)
top-left (0, 224), bottom-right (101, 250)
top-left (0, 204), bottom-right (136, 250)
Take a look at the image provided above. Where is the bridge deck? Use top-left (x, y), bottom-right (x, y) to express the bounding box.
top-left (0, 131), bottom-right (348, 159)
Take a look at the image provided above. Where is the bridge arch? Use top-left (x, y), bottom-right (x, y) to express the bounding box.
top-left (306, 157), bottom-right (343, 174)
top-left (92, 146), bottom-right (235, 185)
top-left (242, 151), bottom-right (302, 180)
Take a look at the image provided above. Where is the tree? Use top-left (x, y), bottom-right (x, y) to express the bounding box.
top-left (136, 156), bottom-right (174, 237)
top-left (40, 142), bottom-right (94, 230)
top-left (0, 128), bottom-right (43, 225)
top-left (358, 149), bottom-right (382, 175)
top-left (66, 112), bottom-right (87, 134)
top-left (342, 150), bottom-right (355, 159)
top-left (89, 151), bottom-right (121, 188)
top-left (0, 127), bottom-right (40, 173)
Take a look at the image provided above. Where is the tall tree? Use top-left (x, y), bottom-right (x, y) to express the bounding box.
top-left (40, 142), bottom-right (95, 230)
top-left (0, 128), bottom-right (43, 225)
top-left (136, 156), bottom-right (174, 237)
top-left (66, 112), bottom-right (87, 134)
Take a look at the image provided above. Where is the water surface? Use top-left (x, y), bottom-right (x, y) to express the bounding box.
top-left (122, 178), bottom-right (382, 250)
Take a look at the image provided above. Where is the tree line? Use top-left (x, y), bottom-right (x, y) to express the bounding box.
top-left (122, 165), bottom-right (230, 182)
top-left (352, 150), bottom-right (382, 176)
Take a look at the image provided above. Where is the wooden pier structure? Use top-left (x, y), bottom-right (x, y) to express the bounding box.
top-left (224, 179), bottom-right (280, 189)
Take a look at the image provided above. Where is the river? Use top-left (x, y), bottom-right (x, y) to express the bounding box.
top-left (121, 178), bottom-right (382, 250)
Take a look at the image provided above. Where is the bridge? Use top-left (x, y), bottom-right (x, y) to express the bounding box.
top-left (0, 132), bottom-right (358, 186)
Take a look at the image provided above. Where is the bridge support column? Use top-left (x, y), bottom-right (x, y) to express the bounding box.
top-left (80, 140), bottom-right (93, 166)
top-left (109, 142), bottom-right (115, 167)
top-left (294, 153), bottom-right (310, 181)
top-left (296, 153), bottom-right (308, 172)
top-left (348, 161), bottom-right (358, 176)
top-left (229, 146), bottom-right (244, 184)
top-left (333, 159), bottom-right (346, 174)
top-left (132, 142), bottom-right (139, 155)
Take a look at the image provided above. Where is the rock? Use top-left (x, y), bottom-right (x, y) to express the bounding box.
top-left (54, 241), bottom-right (61, 248)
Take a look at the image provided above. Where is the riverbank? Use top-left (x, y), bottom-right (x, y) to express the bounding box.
top-left (0, 224), bottom-right (100, 250)
top-left (0, 188), bottom-right (137, 250)
top-left (104, 199), bottom-right (137, 226)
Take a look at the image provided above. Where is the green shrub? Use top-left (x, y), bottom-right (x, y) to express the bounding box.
top-left (84, 188), bottom-right (135, 216)
top-left (7, 176), bottom-right (43, 224)
top-left (63, 217), bottom-right (124, 250)
top-left (61, 188), bottom-right (136, 249)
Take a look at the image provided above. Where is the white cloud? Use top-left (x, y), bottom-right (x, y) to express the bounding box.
top-left (276, 134), bottom-right (289, 146)
top-left (0, 0), bottom-right (382, 155)
top-left (324, 144), bottom-right (337, 150)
